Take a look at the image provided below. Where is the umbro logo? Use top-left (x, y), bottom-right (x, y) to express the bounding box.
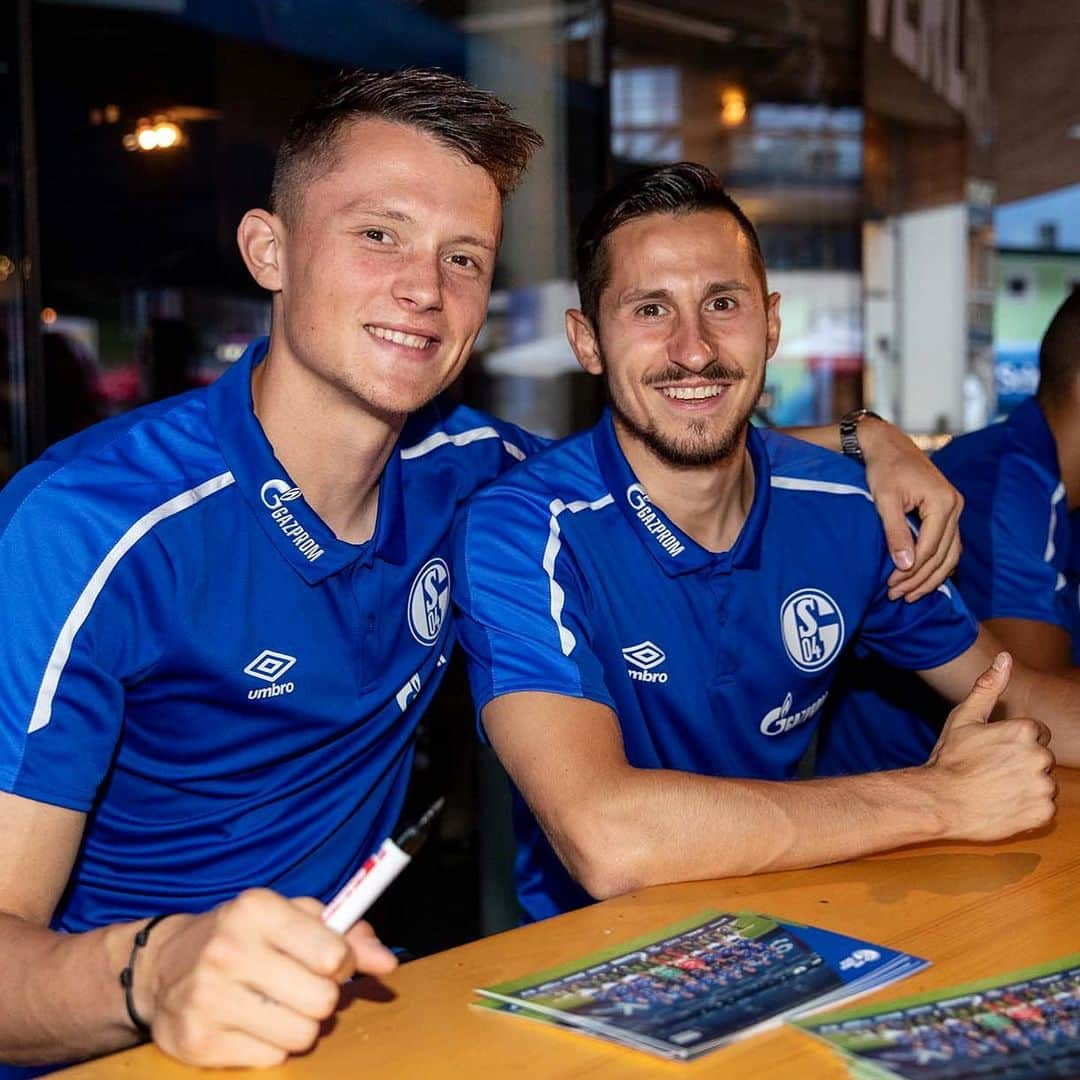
top-left (244, 650), bottom-right (296, 700)
top-left (244, 650), bottom-right (296, 682)
top-left (622, 640), bottom-right (669, 684)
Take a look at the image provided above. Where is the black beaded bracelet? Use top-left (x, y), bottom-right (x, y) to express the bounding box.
top-left (119, 913), bottom-right (175, 1039)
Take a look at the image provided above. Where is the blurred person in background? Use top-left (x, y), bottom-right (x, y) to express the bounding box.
top-left (817, 288), bottom-right (1080, 777)
top-left (143, 317), bottom-right (204, 401)
top-left (42, 331), bottom-right (105, 444)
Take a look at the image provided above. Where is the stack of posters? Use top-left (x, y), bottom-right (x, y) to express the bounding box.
top-left (796, 954), bottom-right (1080, 1080)
top-left (475, 910), bottom-right (928, 1061)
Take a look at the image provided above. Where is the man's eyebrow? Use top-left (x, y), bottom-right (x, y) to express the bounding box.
top-left (618, 280), bottom-right (751, 305)
top-left (703, 279), bottom-right (752, 293)
top-left (447, 233), bottom-right (497, 253)
top-left (337, 201), bottom-right (414, 223)
top-left (336, 202), bottom-right (496, 251)
top-left (618, 287), bottom-right (676, 306)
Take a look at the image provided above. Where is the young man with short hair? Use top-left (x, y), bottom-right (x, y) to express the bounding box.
top-left (0, 69), bottom-right (544, 1072)
top-left (451, 163), bottom-right (1076, 924)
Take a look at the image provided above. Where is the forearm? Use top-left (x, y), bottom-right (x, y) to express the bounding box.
top-left (560, 765), bottom-right (948, 898)
top-left (0, 912), bottom-right (143, 1065)
top-left (1002, 665), bottom-right (1080, 767)
top-left (775, 423), bottom-right (840, 452)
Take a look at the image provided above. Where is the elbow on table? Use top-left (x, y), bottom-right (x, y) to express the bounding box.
top-left (556, 818), bottom-right (655, 902)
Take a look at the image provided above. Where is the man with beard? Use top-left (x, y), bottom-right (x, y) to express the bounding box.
top-left (451, 163), bottom-right (1077, 923)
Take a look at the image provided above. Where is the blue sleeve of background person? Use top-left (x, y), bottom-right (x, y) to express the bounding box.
top-left (815, 655), bottom-right (945, 777)
top-left (979, 453), bottom-right (1075, 627)
top-left (0, 470), bottom-right (162, 812)
top-left (451, 485), bottom-right (616, 734)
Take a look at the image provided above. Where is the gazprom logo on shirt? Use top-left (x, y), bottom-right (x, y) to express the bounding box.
top-left (408, 557), bottom-right (450, 646)
top-left (625, 484), bottom-right (685, 558)
top-left (259, 478), bottom-right (324, 563)
top-left (780, 589), bottom-right (845, 672)
top-left (260, 479), bottom-right (303, 510)
top-left (760, 690), bottom-right (829, 736)
top-left (396, 671), bottom-right (422, 712)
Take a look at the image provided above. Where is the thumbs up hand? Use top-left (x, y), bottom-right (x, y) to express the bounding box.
top-left (926, 652), bottom-right (1058, 841)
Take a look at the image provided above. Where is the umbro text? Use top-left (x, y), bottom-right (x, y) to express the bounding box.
top-left (628, 669), bottom-right (668, 683)
top-left (248, 680), bottom-right (295, 700)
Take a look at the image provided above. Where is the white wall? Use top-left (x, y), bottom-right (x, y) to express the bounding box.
top-left (896, 203), bottom-right (968, 432)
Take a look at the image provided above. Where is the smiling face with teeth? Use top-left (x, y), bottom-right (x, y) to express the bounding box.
top-left (257, 118), bottom-right (503, 422)
top-left (567, 209), bottom-right (781, 469)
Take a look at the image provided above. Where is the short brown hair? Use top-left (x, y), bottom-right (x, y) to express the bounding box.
top-left (270, 68), bottom-right (543, 224)
top-left (576, 163), bottom-right (767, 325)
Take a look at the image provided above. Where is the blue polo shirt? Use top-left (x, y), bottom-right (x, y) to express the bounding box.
top-left (451, 412), bottom-right (977, 922)
top-left (816, 397), bottom-right (1080, 776)
top-left (0, 338), bottom-right (541, 933)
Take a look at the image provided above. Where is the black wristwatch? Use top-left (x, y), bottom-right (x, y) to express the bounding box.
top-left (838, 408), bottom-right (881, 464)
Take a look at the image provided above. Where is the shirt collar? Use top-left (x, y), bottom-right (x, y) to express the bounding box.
top-left (206, 337), bottom-right (407, 584)
top-left (591, 409), bottom-right (769, 577)
top-left (1007, 397), bottom-right (1061, 479)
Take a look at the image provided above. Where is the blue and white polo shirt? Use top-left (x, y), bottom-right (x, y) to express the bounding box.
top-left (451, 411), bottom-right (978, 922)
top-left (0, 338), bottom-right (541, 932)
top-left (817, 396), bottom-right (1080, 776)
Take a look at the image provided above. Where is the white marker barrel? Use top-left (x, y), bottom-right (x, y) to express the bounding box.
top-left (322, 839), bottom-right (411, 934)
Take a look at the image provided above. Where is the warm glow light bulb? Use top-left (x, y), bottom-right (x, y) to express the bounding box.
top-left (136, 127), bottom-right (159, 150)
top-left (154, 122), bottom-right (181, 148)
top-left (720, 87), bottom-right (747, 127)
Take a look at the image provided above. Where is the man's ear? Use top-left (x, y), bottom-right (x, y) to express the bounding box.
top-left (565, 309), bottom-right (603, 376)
top-left (765, 291), bottom-right (782, 361)
top-left (237, 209), bottom-right (285, 293)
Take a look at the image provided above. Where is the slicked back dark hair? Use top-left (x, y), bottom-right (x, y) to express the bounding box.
top-left (271, 68), bottom-right (543, 224)
top-left (1037, 287), bottom-right (1080, 402)
top-left (576, 162), bottom-right (767, 324)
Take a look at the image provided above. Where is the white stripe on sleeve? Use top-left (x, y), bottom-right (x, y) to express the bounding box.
top-left (544, 494), bottom-right (614, 657)
top-left (28, 471), bottom-right (235, 734)
top-left (401, 426), bottom-right (527, 462)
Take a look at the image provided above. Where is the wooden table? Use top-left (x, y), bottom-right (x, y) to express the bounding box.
top-left (56, 768), bottom-right (1080, 1078)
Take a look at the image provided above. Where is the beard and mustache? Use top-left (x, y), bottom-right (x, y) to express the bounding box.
top-left (604, 355), bottom-right (766, 468)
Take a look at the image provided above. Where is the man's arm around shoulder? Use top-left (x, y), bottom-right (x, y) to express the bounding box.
top-left (781, 415), bottom-right (962, 602)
